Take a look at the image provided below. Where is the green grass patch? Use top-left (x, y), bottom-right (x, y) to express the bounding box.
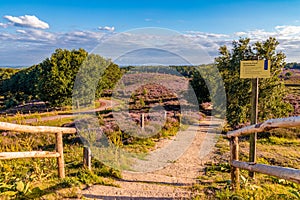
top-left (192, 136), bottom-right (300, 199)
top-left (0, 128), bottom-right (120, 199)
top-left (31, 117), bottom-right (74, 127)
top-left (259, 136), bottom-right (300, 146)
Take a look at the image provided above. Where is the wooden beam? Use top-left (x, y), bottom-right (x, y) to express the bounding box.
top-left (232, 160), bottom-right (300, 184)
top-left (249, 78), bottom-right (258, 178)
top-left (56, 132), bottom-right (65, 178)
top-left (83, 147), bottom-right (92, 170)
top-left (0, 122), bottom-right (76, 134)
top-left (226, 116), bottom-right (300, 138)
top-left (230, 137), bottom-right (240, 191)
top-left (0, 151), bottom-right (60, 159)
top-left (140, 113), bottom-right (145, 129)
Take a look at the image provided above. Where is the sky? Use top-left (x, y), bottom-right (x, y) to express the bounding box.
top-left (1, 0), bottom-right (300, 66)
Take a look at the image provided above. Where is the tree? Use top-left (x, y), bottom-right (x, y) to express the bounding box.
top-left (1, 48), bottom-right (123, 109)
top-left (285, 71), bottom-right (292, 79)
top-left (96, 62), bottom-right (123, 97)
top-left (72, 53), bottom-right (112, 105)
top-left (215, 37), bottom-right (293, 128)
top-left (0, 66), bottom-right (41, 106)
top-left (38, 48), bottom-right (88, 106)
top-left (190, 66), bottom-right (210, 103)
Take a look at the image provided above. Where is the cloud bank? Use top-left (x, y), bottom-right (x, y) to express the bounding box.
top-left (0, 15), bottom-right (300, 65)
top-left (3, 15), bottom-right (49, 29)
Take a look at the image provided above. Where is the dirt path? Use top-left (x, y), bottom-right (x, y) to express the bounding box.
top-left (81, 116), bottom-right (223, 199)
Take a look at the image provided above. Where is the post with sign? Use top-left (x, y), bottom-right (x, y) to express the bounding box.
top-left (240, 59), bottom-right (270, 179)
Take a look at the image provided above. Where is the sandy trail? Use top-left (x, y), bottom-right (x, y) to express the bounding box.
top-left (81, 116), bottom-right (223, 200)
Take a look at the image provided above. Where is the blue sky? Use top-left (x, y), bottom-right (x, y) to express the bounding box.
top-left (1, 0), bottom-right (300, 65)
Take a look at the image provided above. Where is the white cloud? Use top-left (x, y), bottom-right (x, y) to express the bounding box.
top-left (185, 31), bottom-right (229, 39)
top-left (275, 25), bottom-right (300, 35)
top-left (0, 22), bottom-right (8, 28)
top-left (228, 26), bottom-right (300, 62)
top-left (3, 15), bottom-right (49, 29)
top-left (98, 26), bottom-right (115, 32)
top-left (2, 24), bottom-right (300, 65)
top-left (16, 29), bottom-right (26, 34)
top-left (234, 32), bottom-right (247, 37)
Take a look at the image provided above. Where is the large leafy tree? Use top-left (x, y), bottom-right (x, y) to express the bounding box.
top-left (1, 48), bottom-right (123, 108)
top-left (38, 48), bottom-right (88, 106)
top-left (215, 37), bottom-right (293, 128)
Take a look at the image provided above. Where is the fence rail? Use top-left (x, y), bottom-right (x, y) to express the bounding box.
top-left (0, 122), bottom-right (77, 178)
top-left (0, 151), bottom-right (60, 159)
top-left (226, 116), bottom-right (300, 138)
top-left (0, 122), bottom-right (76, 134)
top-left (226, 116), bottom-right (300, 190)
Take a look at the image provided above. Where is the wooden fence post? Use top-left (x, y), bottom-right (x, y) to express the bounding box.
top-left (83, 147), bottom-right (92, 170)
top-left (140, 113), bottom-right (144, 129)
top-left (76, 100), bottom-right (80, 109)
top-left (56, 132), bottom-right (65, 178)
top-left (249, 78), bottom-right (258, 178)
top-left (230, 136), bottom-right (240, 191)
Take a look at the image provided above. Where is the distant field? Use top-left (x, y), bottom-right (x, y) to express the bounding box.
top-left (283, 68), bottom-right (300, 84)
top-left (284, 69), bottom-right (300, 116)
top-left (286, 85), bottom-right (300, 95)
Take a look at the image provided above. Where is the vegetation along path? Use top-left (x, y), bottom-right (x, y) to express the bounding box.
top-left (14, 99), bottom-right (115, 124)
top-left (81, 116), bottom-right (223, 199)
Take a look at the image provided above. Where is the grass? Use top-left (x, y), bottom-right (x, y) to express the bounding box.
top-left (287, 85), bottom-right (300, 95)
top-left (0, 99), bottom-right (105, 124)
top-left (285, 78), bottom-right (300, 95)
top-left (192, 129), bottom-right (300, 199)
top-left (111, 119), bottom-right (182, 153)
top-left (1, 100), bottom-right (299, 199)
top-left (0, 107), bottom-right (187, 199)
top-left (0, 117), bottom-right (121, 199)
top-left (30, 117), bottom-right (74, 127)
top-left (0, 111), bottom-right (68, 124)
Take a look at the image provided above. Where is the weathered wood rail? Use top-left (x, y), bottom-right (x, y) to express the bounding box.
top-left (226, 116), bottom-right (300, 190)
top-left (0, 122), bottom-right (77, 178)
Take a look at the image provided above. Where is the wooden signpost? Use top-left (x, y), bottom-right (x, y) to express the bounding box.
top-left (240, 59), bottom-right (270, 178)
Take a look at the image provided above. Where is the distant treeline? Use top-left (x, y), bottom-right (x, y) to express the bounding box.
top-left (0, 48), bottom-right (210, 109)
top-left (285, 62), bottom-right (300, 69)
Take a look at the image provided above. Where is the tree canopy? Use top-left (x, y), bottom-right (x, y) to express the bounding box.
top-left (215, 37), bottom-right (293, 128)
top-left (38, 48), bottom-right (88, 106)
top-left (1, 49), bottom-right (123, 107)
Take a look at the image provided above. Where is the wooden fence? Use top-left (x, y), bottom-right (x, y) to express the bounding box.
top-left (226, 116), bottom-right (300, 190)
top-left (0, 122), bottom-right (77, 178)
top-left (0, 113), bottom-right (149, 179)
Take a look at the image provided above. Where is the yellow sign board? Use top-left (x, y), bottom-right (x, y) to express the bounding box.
top-left (240, 60), bottom-right (270, 78)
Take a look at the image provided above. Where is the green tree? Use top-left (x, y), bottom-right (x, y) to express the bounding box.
top-left (285, 71), bottom-right (292, 79)
top-left (38, 48), bottom-right (88, 106)
top-left (0, 66), bottom-right (42, 106)
top-left (73, 53), bottom-right (112, 106)
top-left (190, 66), bottom-right (210, 103)
top-left (1, 48), bottom-right (123, 109)
top-left (96, 62), bottom-right (123, 97)
top-left (215, 37), bottom-right (293, 128)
